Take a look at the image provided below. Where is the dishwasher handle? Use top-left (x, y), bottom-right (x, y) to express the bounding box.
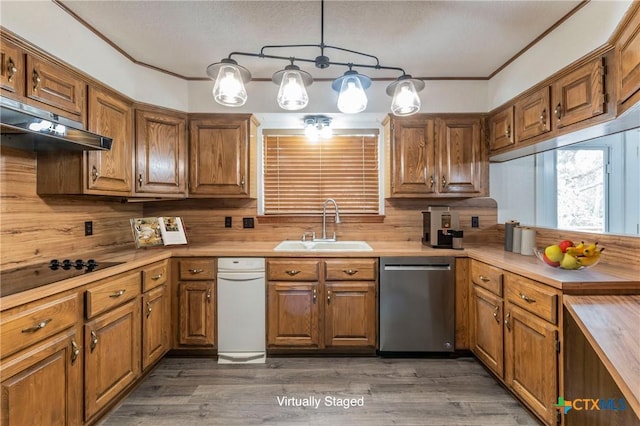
top-left (217, 272), bottom-right (265, 281)
top-left (383, 264), bottom-right (451, 271)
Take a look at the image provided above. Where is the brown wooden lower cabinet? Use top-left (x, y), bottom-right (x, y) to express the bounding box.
top-left (84, 298), bottom-right (141, 422)
top-left (324, 281), bottom-right (376, 348)
top-left (267, 281), bottom-right (320, 347)
top-left (470, 284), bottom-right (504, 379)
top-left (0, 327), bottom-right (82, 426)
top-left (142, 284), bottom-right (170, 370)
top-left (177, 281), bottom-right (215, 346)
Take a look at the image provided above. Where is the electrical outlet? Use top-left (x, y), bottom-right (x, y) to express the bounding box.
top-left (471, 216), bottom-right (479, 228)
top-left (243, 217), bottom-right (254, 228)
top-left (85, 221), bottom-right (93, 236)
top-left (225, 216), bottom-right (232, 228)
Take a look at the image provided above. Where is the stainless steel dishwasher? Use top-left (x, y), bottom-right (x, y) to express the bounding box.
top-left (379, 256), bottom-right (455, 353)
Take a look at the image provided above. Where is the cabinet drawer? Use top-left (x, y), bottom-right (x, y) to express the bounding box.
top-left (470, 261), bottom-right (503, 296)
top-left (325, 259), bottom-right (377, 281)
top-left (1, 293), bottom-right (79, 359)
top-left (142, 260), bottom-right (168, 291)
top-left (85, 272), bottom-right (141, 319)
top-left (178, 259), bottom-right (215, 280)
top-left (267, 259), bottom-right (320, 281)
top-left (505, 273), bottom-right (559, 324)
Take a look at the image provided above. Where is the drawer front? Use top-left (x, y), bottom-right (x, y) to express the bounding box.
top-left (470, 261), bottom-right (503, 296)
top-left (142, 260), bottom-right (168, 292)
top-left (85, 272), bottom-right (141, 319)
top-left (178, 259), bottom-right (215, 280)
top-left (505, 273), bottom-right (559, 324)
top-left (267, 259), bottom-right (320, 281)
top-left (325, 259), bottom-right (377, 281)
top-left (1, 293), bottom-right (79, 359)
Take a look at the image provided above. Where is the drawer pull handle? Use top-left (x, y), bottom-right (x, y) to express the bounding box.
top-left (441, 175), bottom-right (447, 188)
top-left (206, 289), bottom-right (211, 303)
top-left (90, 330), bottom-right (98, 352)
top-left (504, 312), bottom-right (511, 330)
top-left (493, 306), bottom-right (500, 322)
top-left (429, 175), bottom-right (435, 189)
top-left (146, 301), bottom-right (152, 317)
top-left (343, 269), bottom-right (358, 276)
top-left (151, 273), bottom-right (163, 280)
top-left (554, 103), bottom-right (562, 120)
top-left (519, 293), bottom-right (536, 303)
top-left (91, 165), bottom-right (99, 182)
top-left (21, 318), bottom-right (52, 333)
top-left (109, 289), bottom-right (126, 298)
top-left (188, 268), bottom-right (204, 274)
top-left (327, 290), bottom-right (331, 304)
top-left (540, 109), bottom-right (547, 125)
top-left (505, 124), bottom-right (511, 139)
top-left (313, 288), bottom-right (317, 303)
top-left (32, 69), bottom-right (41, 91)
top-left (479, 275), bottom-right (490, 282)
top-left (286, 270), bottom-right (301, 276)
top-left (71, 339), bottom-right (80, 364)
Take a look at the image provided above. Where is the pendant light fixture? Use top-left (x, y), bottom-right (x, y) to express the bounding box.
top-left (206, 0), bottom-right (424, 115)
top-left (304, 115), bottom-right (332, 141)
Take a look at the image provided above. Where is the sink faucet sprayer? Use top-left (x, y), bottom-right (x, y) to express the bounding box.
top-left (317, 198), bottom-right (341, 241)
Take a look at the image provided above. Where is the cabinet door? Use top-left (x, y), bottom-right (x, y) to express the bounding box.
top-left (552, 57), bottom-right (605, 129)
top-left (267, 282), bottom-right (319, 347)
top-left (189, 117), bottom-right (249, 197)
top-left (470, 285), bottom-right (504, 379)
top-left (324, 282), bottom-right (376, 348)
top-left (86, 86), bottom-right (133, 194)
top-left (617, 4), bottom-right (640, 107)
top-left (84, 299), bottom-right (141, 421)
top-left (135, 109), bottom-right (187, 196)
top-left (178, 282), bottom-right (215, 346)
top-left (504, 303), bottom-right (558, 426)
top-left (390, 118), bottom-right (436, 196)
top-left (25, 54), bottom-right (86, 118)
top-left (142, 285), bottom-right (170, 370)
top-left (515, 86), bottom-right (551, 143)
top-left (489, 106), bottom-right (514, 152)
top-left (0, 327), bottom-right (82, 426)
top-left (0, 40), bottom-right (24, 96)
top-left (437, 117), bottom-right (484, 195)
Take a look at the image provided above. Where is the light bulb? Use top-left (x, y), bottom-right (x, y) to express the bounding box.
top-left (213, 65), bottom-right (247, 107)
top-left (319, 124), bottom-right (333, 139)
top-left (305, 123), bottom-right (320, 142)
top-left (391, 80), bottom-right (421, 116)
top-left (337, 77), bottom-right (367, 114)
top-left (277, 71), bottom-right (308, 110)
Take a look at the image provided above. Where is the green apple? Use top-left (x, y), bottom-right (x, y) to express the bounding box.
top-left (560, 253), bottom-right (581, 270)
top-left (544, 244), bottom-right (563, 263)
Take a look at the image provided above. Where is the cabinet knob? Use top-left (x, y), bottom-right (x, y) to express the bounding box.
top-left (429, 175), bottom-right (435, 189)
top-left (312, 288), bottom-right (317, 303)
top-left (504, 312), bottom-right (511, 330)
top-left (90, 330), bottom-right (98, 352)
top-left (240, 175), bottom-right (245, 188)
top-left (206, 289), bottom-right (211, 303)
top-left (492, 305), bottom-right (500, 323)
top-left (441, 175), bottom-right (447, 188)
top-left (21, 318), bottom-right (52, 333)
top-left (71, 339), bottom-right (80, 364)
top-left (539, 109), bottom-right (547, 125)
top-left (327, 290), bottom-right (331, 304)
top-left (138, 173), bottom-right (143, 186)
top-left (146, 301), bottom-right (152, 317)
top-left (109, 289), bottom-right (126, 298)
top-left (504, 124), bottom-right (511, 139)
top-left (7, 58), bottom-right (17, 82)
top-left (32, 69), bottom-right (40, 91)
top-left (91, 165), bottom-right (99, 182)
top-left (554, 103), bottom-right (562, 120)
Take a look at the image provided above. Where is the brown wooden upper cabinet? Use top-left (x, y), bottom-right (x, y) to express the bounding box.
top-left (135, 108), bottom-right (187, 197)
top-left (616, 2), bottom-right (640, 111)
top-left (552, 57), bottom-right (606, 129)
top-left (389, 115), bottom-right (486, 198)
top-left (489, 106), bottom-right (514, 152)
top-left (515, 86), bottom-right (551, 144)
top-left (0, 39), bottom-right (24, 96)
top-left (188, 115), bottom-right (255, 198)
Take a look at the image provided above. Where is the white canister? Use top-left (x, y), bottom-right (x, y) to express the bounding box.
top-left (520, 227), bottom-right (536, 256)
top-left (512, 226), bottom-right (523, 254)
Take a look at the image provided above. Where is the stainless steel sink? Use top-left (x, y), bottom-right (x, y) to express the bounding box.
top-left (273, 240), bottom-right (373, 252)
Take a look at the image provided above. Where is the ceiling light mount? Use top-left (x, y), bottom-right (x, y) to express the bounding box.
top-left (206, 0), bottom-right (424, 115)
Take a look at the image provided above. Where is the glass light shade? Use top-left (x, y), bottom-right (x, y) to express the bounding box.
top-left (319, 124), bottom-right (333, 139)
top-left (391, 80), bottom-right (421, 116)
top-left (212, 64), bottom-right (247, 107)
top-left (305, 123), bottom-right (320, 142)
top-left (277, 70), bottom-right (309, 110)
top-left (337, 76), bottom-right (368, 114)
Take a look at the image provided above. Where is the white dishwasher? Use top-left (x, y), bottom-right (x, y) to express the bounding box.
top-left (217, 257), bottom-right (266, 364)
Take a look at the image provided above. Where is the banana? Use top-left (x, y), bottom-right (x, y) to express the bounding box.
top-left (566, 242), bottom-right (585, 257)
top-left (577, 253), bottom-right (601, 267)
top-left (582, 242), bottom-right (600, 257)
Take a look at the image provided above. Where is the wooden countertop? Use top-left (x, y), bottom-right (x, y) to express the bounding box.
top-left (2, 241), bottom-right (637, 310)
top-left (563, 295), bottom-right (640, 417)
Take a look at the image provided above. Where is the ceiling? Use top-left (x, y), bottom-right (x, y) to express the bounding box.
top-left (57, 0), bottom-right (584, 82)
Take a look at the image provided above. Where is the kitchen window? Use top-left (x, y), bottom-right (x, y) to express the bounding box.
top-left (259, 132), bottom-right (382, 217)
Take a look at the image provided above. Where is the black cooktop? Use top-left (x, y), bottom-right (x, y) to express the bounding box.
top-left (0, 259), bottom-right (124, 297)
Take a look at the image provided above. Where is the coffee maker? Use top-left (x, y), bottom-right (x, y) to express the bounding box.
top-left (422, 206), bottom-right (460, 248)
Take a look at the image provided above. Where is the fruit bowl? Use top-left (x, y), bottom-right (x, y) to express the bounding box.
top-left (533, 248), bottom-right (601, 270)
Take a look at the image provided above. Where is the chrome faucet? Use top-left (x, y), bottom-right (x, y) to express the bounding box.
top-left (315, 198), bottom-right (341, 241)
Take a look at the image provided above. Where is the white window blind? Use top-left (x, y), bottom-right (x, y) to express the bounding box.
top-left (263, 134), bottom-right (379, 215)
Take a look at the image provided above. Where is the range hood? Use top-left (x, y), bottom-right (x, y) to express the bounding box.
top-left (0, 96), bottom-right (112, 151)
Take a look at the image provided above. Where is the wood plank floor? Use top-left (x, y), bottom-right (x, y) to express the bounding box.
top-left (100, 356), bottom-right (540, 426)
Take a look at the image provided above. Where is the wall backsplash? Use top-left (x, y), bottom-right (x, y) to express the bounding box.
top-left (143, 197), bottom-right (501, 245)
top-left (0, 148), bottom-right (142, 269)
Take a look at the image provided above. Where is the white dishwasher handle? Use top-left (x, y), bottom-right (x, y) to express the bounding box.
top-left (218, 272), bottom-right (265, 281)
